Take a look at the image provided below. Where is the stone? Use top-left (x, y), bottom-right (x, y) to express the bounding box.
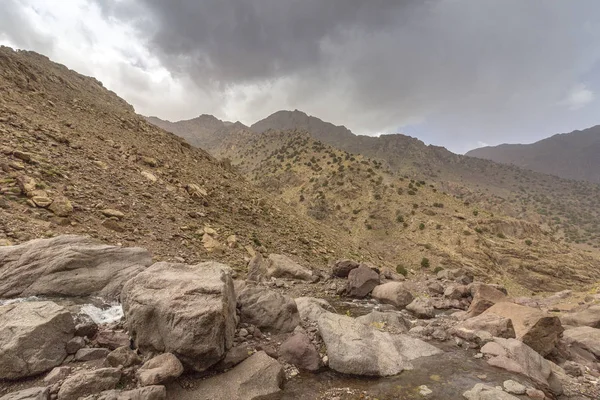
top-left (101, 209), bottom-right (125, 219)
top-left (406, 297), bottom-right (436, 319)
top-left (427, 281), bottom-right (444, 295)
top-left (137, 353), bottom-right (184, 386)
top-left (0, 236), bottom-right (152, 299)
top-left (83, 386), bottom-right (166, 400)
top-left (105, 346), bottom-right (141, 368)
top-left (279, 333), bottom-right (320, 371)
top-left (454, 313), bottom-right (516, 339)
top-left (58, 368), bottom-right (121, 400)
top-left (266, 254), bottom-right (314, 281)
top-left (562, 326), bottom-right (600, 359)
top-left (74, 347), bottom-right (110, 362)
top-left (213, 345), bottom-right (253, 372)
top-left (246, 253), bottom-right (265, 282)
top-left (202, 233), bottom-right (225, 253)
top-left (295, 297), bottom-right (336, 323)
top-left (66, 336), bottom-right (86, 354)
top-left (121, 261), bottom-right (236, 372)
top-left (32, 196), bottom-right (53, 208)
top-left (331, 259), bottom-right (360, 278)
top-left (371, 282), bottom-right (414, 308)
top-left (74, 314), bottom-right (98, 338)
top-left (317, 311), bottom-right (442, 376)
top-left (0, 387), bottom-right (50, 400)
top-left (237, 286), bottom-right (299, 333)
top-left (444, 284), bottom-right (469, 300)
top-left (418, 385), bottom-right (433, 396)
top-left (0, 301), bottom-right (74, 380)
top-left (525, 388), bottom-right (545, 399)
top-left (95, 329), bottom-right (129, 350)
top-left (466, 284), bottom-right (509, 318)
top-left (503, 380), bottom-right (526, 395)
top-left (16, 175), bottom-right (36, 195)
top-left (226, 235), bottom-right (238, 248)
top-left (49, 196), bottom-right (73, 217)
top-left (462, 383), bottom-right (519, 400)
top-left (44, 366), bottom-right (72, 385)
top-left (141, 170), bottom-right (157, 182)
top-left (485, 338), bottom-right (562, 395)
top-left (166, 351), bottom-right (284, 400)
top-left (356, 311), bottom-right (411, 332)
top-left (480, 342), bottom-right (507, 357)
top-left (185, 183), bottom-right (207, 198)
top-left (346, 265), bottom-right (380, 298)
top-left (561, 305), bottom-right (600, 328)
top-left (482, 302), bottom-right (563, 356)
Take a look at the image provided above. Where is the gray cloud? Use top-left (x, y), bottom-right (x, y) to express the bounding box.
top-left (0, 0), bottom-right (55, 53)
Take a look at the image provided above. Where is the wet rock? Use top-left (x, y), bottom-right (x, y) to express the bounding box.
top-left (561, 305), bottom-right (600, 328)
top-left (317, 312), bottom-right (442, 376)
top-left (331, 259), bottom-right (360, 278)
top-left (121, 261), bottom-right (236, 372)
top-left (57, 368), bottom-right (121, 400)
top-left (503, 380), bottom-right (526, 395)
top-left (0, 236), bottom-right (152, 299)
top-left (0, 387), bottom-right (50, 400)
top-left (279, 333), bottom-right (320, 371)
top-left (81, 386), bottom-right (166, 400)
top-left (454, 313), bottom-right (516, 339)
top-left (356, 311), bottom-right (411, 332)
top-left (74, 347), bottom-right (110, 362)
top-left (463, 383), bottom-right (519, 400)
top-left (105, 346), bottom-right (142, 368)
top-left (465, 285), bottom-right (508, 318)
top-left (137, 353), bottom-right (184, 386)
top-left (166, 351), bottom-right (284, 400)
top-left (237, 286), bottom-right (299, 333)
top-left (371, 282), bottom-right (414, 308)
top-left (482, 302), bottom-right (563, 356)
top-left (0, 301), bottom-right (74, 380)
top-left (346, 265), bottom-right (380, 298)
top-left (95, 329), bottom-right (129, 351)
top-left (562, 326), bottom-right (600, 360)
top-left (66, 336), bottom-right (86, 354)
top-left (44, 366), bottom-right (72, 385)
top-left (406, 298), bottom-right (436, 319)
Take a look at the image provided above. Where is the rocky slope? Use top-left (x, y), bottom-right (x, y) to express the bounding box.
top-left (467, 125), bottom-right (600, 184)
top-left (0, 46), bottom-right (379, 272)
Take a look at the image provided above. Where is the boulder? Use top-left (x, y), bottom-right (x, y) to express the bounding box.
top-left (465, 284), bottom-right (508, 318)
top-left (295, 297), bottom-right (336, 323)
top-left (246, 253), bottom-right (265, 282)
top-left (331, 259), bottom-right (360, 278)
top-left (371, 282), bottom-right (414, 308)
top-left (137, 353), bottom-right (184, 386)
top-left (266, 254), bottom-right (314, 281)
top-left (81, 386), bottom-right (166, 400)
top-left (58, 368), bottom-right (122, 400)
top-left (166, 351), bottom-right (284, 400)
top-left (237, 286), bottom-right (299, 333)
top-left (279, 333), bottom-right (320, 371)
top-left (44, 366), bottom-right (72, 385)
top-left (453, 313), bottom-right (516, 339)
top-left (503, 380), bottom-right (527, 395)
top-left (356, 311), bottom-right (411, 332)
top-left (562, 326), bottom-right (600, 360)
top-left (48, 196), bottom-right (73, 217)
top-left (444, 284), bottom-right (469, 300)
top-left (406, 298), bottom-right (435, 319)
top-left (66, 337), bottom-right (85, 354)
top-left (561, 305), bottom-right (600, 328)
top-left (482, 302), bottom-right (563, 356)
top-left (121, 261), bottom-right (236, 372)
top-left (317, 312), bottom-right (442, 376)
top-left (427, 281), bottom-right (444, 295)
top-left (0, 236), bottom-right (152, 299)
top-left (484, 338), bottom-right (562, 395)
top-left (213, 345), bottom-right (253, 372)
top-left (346, 265), bottom-right (380, 298)
top-left (0, 387), bottom-right (50, 400)
top-left (0, 301), bottom-right (75, 380)
top-left (462, 383), bottom-right (519, 400)
top-left (95, 329), bottom-right (129, 351)
top-left (105, 346), bottom-right (142, 368)
top-left (75, 348), bottom-right (110, 362)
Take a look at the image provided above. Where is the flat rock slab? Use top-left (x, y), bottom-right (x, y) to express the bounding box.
top-left (0, 235), bottom-right (152, 299)
top-left (167, 351), bottom-right (284, 400)
top-left (0, 387), bottom-right (49, 400)
top-left (562, 326), bottom-right (600, 358)
top-left (318, 311), bottom-right (442, 376)
top-left (81, 386), bottom-right (166, 400)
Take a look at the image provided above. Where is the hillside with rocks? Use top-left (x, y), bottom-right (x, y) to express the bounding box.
top-left (1, 47), bottom-right (600, 400)
top-left (466, 125), bottom-right (600, 184)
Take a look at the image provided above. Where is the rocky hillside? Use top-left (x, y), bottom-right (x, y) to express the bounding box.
top-left (0, 46), bottom-right (380, 272)
top-left (248, 110), bottom-right (600, 250)
top-left (466, 125), bottom-right (600, 184)
top-left (215, 129), bottom-right (600, 293)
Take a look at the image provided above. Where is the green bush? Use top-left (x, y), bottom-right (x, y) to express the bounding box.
top-left (396, 265), bottom-right (408, 276)
top-left (473, 210), bottom-right (479, 216)
top-left (396, 215), bottom-right (405, 223)
top-left (433, 266), bottom-right (444, 274)
top-left (419, 223), bottom-right (425, 230)
top-left (525, 239), bottom-right (533, 246)
top-left (421, 257), bottom-right (430, 268)
top-left (497, 232), bottom-right (506, 239)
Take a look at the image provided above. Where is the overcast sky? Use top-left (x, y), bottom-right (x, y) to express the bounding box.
top-left (2, 0), bottom-right (600, 153)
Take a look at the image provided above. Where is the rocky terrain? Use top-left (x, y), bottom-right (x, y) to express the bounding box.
top-left (1, 47), bottom-right (600, 399)
top-left (467, 125), bottom-right (600, 185)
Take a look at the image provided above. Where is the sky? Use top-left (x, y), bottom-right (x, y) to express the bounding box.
top-left (2, 0), bottom-right (600, 154)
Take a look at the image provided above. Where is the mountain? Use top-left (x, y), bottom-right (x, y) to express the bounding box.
top-left (0, 46), bottom-right (379, 271)
top-left (466, 126), bottom-right (600, 184)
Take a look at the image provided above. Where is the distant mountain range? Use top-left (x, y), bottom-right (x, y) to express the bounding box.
top-left (467, 126), bottom-right (600, 184)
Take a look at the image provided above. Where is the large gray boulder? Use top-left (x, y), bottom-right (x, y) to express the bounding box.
top-left (562, 326), bottom-right (600, 360)
top-left (136, 353), bottom-right (184, 386)
top-left (295, 297), bottom-right (336, 323)
top-left (356, 311), bottom-right (411, 332)
top-left (279, 333), bottom-right (320, 371)
top-left (121, 261), bottom-right (236, 372)
top-left (166, 351), bottom-right (284, 400)
top-left (237, 286), bottom-right (299, 333)
top-left (0, 387), bottom-right (49, 400)
top-left (0, 301), bottom-right (74, 380)
top-left (346, 265), bottom-right (379, 298)
top-left (331, 259), bottom-right (360, 278)
top-left (561, 305), bottom-right (600, 328)
top-left (57, 368), bottom-right (122, 400)
top-left (317, 312), bottom-right (442, 376)
top-left (465, 284), bottom-right (508, 318)
top-left (371, 282), bottom-right (414, 308)
top-left (0, 236), bottom-right (152, 299)
top-left (453, 312), bottom-right (516, 339)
